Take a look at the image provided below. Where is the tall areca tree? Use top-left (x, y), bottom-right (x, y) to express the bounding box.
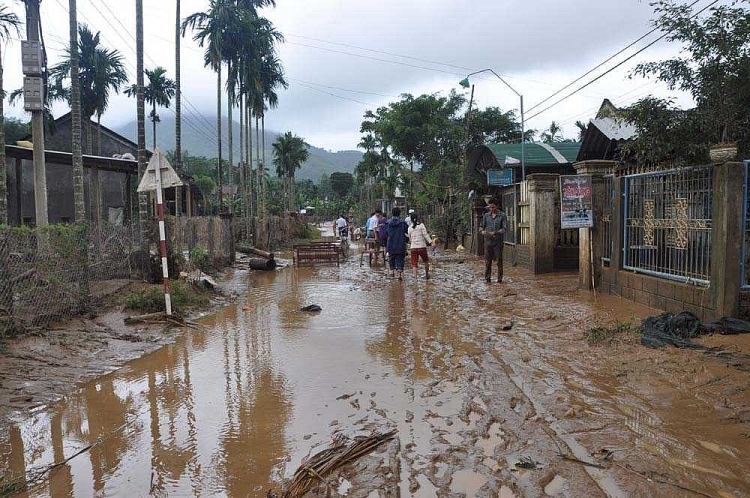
top-left (0, 5), bottom-right (21, 224)
top-left (272, 131), bottom-right (308, 213)
top-left (49, 25), bottom-right (128, 154)
top-left (68, 0), bottom-right (84, 222)
top-left (182, 0), bottom-right (232, 211)
top-left (125, 67), bottom-right (176, 149)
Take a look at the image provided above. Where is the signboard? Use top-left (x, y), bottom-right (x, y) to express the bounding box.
top-left (560, 175), bottom-right (593, 229)
top-left (137, 148), bottom-right (184, 192)
top-left (487, 168), bottom-right (514, 186)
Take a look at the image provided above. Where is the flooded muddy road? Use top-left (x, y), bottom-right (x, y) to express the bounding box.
top-left (2, 241), bottom-right (750, 497)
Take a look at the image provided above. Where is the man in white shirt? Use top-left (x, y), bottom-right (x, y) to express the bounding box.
top-left (336, 215), bottom-right (348, 238)
top-left (367, 210), bottom-right (382, 238)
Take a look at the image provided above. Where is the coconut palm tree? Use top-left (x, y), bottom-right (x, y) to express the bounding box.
top-left (540, 120), bottom-right (563, 143)
top-left (0, 5), bottom-right (21, 224)
top-left (272, 131), bottom-right (308, 213)
top-left (125, 67), bottom-right (176, 149)
top-left (48, 25), bottom-right (128, 154)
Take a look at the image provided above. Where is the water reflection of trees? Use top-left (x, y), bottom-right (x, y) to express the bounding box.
top-left (216, 298), bottom-right (292, 494)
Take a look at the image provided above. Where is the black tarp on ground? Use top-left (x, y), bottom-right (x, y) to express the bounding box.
top-left (640, 312), bottom-right (750, 371)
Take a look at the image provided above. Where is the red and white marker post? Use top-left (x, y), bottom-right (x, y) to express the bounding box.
top-left (154, 153), bottom-right (172, 315)
top-left (137, 148), bottom-right (185, 316)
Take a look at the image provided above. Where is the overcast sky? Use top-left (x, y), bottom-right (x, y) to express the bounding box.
top-left (3, 0), bottom-right (704, 153)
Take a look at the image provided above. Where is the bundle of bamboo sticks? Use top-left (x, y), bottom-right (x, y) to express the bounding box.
top-left (281, 429), bottom-right (397, 498)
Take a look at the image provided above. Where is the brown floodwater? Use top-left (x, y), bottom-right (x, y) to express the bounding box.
top-left (2, 235), bottom-right (750, 497)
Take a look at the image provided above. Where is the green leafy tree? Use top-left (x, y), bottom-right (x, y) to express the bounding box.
top-left (125, 67), bottom-right (176, 149)
top-left (3, 117), bottom-right (29, 144)
top-left (629, 0), bottom-right (750, 161)
top-left (329, 172), bottom-right (354, 198)
top-left (271, 131), bottom-right (309, 212)
top-left (468, 106), bottom-right (521, 145)
top-left (0, 4), bottom-right (21, 224)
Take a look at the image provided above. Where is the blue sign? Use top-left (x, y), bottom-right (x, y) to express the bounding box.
top-left (487, 169), bottom-right (514, 186)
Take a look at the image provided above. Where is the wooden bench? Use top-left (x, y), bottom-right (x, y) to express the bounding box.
top-left (293, 242), bottom-right (341, 266)
top-left (360, 237), bottom-right (386, 266)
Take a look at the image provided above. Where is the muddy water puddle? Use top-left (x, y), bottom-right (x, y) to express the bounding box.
top-left (2, 250), bottom-right (750, 497)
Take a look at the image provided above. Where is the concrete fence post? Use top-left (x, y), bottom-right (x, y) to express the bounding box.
top-left (573, 160), bottom-right (618, 290)
top-left (526, 173), bottom-right (558, 274)
top-left (711, 161), bottom-right (744, 318)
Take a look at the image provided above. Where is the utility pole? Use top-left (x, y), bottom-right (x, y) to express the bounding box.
top-left (24, 1), bottom-right (47, 226)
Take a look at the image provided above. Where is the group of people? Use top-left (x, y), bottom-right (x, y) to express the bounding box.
top-left (332, 197), bottom-right (507, 284)
top-left (360, 208), bottom-right (434, 281)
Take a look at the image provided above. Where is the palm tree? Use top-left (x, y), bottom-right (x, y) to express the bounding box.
top-left (48, 25), bottom-right (128, 154)
top-left (174, 0), bottom-right (182, 172)
top-left (272, 132), bottom-right (308, 213)
top-left (136, 0), bottom-right (148, 249)
top-left (0, 5), bottom-right (21, 225)
top-left (182, 0), bottom-right (232, 211)
top-left (68, 0), bottom-right (84, 222)
top-left (541, 120), bottom-right (564, 143)
top-left (125, 67), bottom-right (176, 149)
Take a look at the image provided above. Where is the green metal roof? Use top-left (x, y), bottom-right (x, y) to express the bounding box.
top-left (486, 142), bottom-right (581, 165)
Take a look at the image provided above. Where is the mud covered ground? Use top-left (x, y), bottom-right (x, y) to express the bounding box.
top-left (0, 271), bottom-right (238, 426)
top-left (1, 247), bottom-right (749, 497)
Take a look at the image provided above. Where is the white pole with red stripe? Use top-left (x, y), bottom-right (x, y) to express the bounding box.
top-left (155, 152), bottom-right (172, 315)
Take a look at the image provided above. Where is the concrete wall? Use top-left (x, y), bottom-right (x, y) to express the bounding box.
top-left (5, 157), bottom-right (129, 225)
top-left (46, 118), bottom-right (138, 158)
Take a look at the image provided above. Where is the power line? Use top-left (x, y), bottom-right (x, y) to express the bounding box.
top-left (525, 0), bottom-right (705, 114)
top-left (51, 0), bottom-right (225, 152)
top-left (525, 0), bottom-right (719, 122)
top-left (293, 81), bottom-right (376, 106)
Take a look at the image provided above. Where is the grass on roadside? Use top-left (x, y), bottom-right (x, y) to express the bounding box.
top-left (124, 281), bottom-right (210, 313)
top-left (585, 320), bottom-right (638, 345)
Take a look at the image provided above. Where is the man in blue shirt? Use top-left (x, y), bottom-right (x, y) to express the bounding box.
top-left (480, 198), bottom-right (507, 283)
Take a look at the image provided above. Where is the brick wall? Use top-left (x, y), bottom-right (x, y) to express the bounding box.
top-left (601, 269), bottom-right (715, 320)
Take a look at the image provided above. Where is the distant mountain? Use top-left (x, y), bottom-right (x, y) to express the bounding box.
top-left (112, 116), bottom-right (362, 182)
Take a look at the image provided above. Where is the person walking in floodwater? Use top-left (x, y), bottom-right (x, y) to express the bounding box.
top-left (407, 212), bottom-right (433, 280)
top-left (480, 198), bottom-right (506, 283)
top-left (385, 207), bottom-right (409, 280)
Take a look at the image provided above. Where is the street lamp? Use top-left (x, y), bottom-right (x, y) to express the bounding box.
top-left (460, 69), bottom-right (525, 180)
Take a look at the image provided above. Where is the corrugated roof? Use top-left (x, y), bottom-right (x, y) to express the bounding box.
top-left (590, 117), bottom-right (637, 140)
top-left (485, 142), bottom-right (581, 165)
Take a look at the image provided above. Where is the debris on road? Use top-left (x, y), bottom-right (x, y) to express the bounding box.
top-left (281, 430), bottom-right (397, 498)
top-left (300, 304), bottom-right (322, 312)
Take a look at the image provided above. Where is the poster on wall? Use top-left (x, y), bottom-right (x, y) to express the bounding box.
top-left (560, 175), bottom-right (594, 229)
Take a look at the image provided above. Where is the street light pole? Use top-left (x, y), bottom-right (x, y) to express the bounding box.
top-left (460, 68), bottom-right (525, 180)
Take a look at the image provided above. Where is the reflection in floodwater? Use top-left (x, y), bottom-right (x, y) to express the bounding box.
top-left (1, 251), bottom-right (749, 497)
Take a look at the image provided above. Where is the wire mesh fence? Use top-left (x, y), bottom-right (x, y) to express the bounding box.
top-left (1, 215), bottom-right (235, 338)
top-left (1, 225), bottom-right (92, 337)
